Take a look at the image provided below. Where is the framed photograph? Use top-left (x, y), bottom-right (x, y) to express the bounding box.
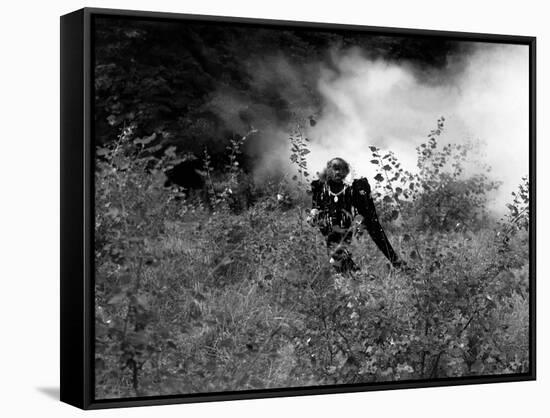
top-left (60, 7), bottom-right (536, 409)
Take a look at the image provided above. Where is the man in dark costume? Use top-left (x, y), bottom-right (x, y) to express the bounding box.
top-left (308, 157), bottom-right (402, 274)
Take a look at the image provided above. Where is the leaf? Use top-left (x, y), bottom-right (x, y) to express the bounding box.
top-left (118, 274), bottom-right (133, 288)
top-left (106, 115), bottom-right (118, 126)
top-left (369, 146), bottom-right (378, 152)
top-left (164, 146), bottom-right (177, 157)
top-left (96, 323), bottom-right (109, 338)
top-left (402, 234), bottom-right (412, 242)
top-left (134, 133), bottom-right (157, 146)
top-left (106, 207), bottom-right (120, 219)
top-left (136, 294), bottom-right (149, 309)
top-left (107, 293), bottom-right (126, 305)
top-left (148, 144), bottom-right (163, 153)
top-left (127, 331), bottom-right (149, 347)
top-left (370, 160), bottom-right (379, 164)
top-left (374, 174), bottom-right (384, 182)
top-left (220, 257), bottom-right (233, 266)
top-left (471, 360), bottom-right (484, 373)
top-left (391, 210), bottom-right (399, 220)
top-left (409, 250), bottom-right (417, 259)
top-left (382, 164), bottom-right (391, 171)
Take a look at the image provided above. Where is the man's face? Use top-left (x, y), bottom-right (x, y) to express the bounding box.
top-left (328, 160), bottom-right (348, 182)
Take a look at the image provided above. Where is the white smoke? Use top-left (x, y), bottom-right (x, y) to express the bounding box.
top-left (305, 43), bottom-right (529, 213)
top-left (207, 42), bottom-right (529, 215)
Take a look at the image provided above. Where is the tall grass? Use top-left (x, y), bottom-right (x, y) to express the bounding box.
top-left (94, 120), bottom-right (529, 398)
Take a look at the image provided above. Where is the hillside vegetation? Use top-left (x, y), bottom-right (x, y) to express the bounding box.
top-left (94, 118), bottom-right (530, 399)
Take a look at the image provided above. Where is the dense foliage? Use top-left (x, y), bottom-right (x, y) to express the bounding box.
top-left (94, 17), bottom-right (470, 171)
top-left (94, 119), bottom-right (529, 399)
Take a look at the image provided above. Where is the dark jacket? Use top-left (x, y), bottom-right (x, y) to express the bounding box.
top-left (311, 178), bottom-right (399, 265)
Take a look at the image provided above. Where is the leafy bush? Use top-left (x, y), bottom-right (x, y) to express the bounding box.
top-left (94, 119), bottom-right (529, 398)
top-left (505, 176), bottom-right (530, 232)
top-left (369, 117), bottom-right (500, 230)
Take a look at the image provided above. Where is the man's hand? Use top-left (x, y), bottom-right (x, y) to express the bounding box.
top-left (306, 208), bottom-right (320, 226)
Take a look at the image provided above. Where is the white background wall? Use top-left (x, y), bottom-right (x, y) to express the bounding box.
top-left (0, 0), bottom-right (546, 416)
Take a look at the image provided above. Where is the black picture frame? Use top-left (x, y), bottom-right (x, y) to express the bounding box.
top-left (60, 7), bottom-right (536, 410)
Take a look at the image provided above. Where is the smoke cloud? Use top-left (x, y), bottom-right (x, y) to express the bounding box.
top-left (308, 43), bottom-right (529, 213)
top-left (210, 42), bottom-right (529, 214)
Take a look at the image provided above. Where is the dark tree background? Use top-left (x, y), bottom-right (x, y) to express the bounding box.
top-left (94, 16), bottom-right (467, 172)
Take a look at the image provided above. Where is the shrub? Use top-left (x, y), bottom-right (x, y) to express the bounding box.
top-left (369, 117), bottom-right (500, 230)
top-left (94, 119), bottom-right (529, 398)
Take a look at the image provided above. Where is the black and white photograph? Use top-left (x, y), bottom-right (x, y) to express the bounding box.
top-left (90, 12), bottom-right (533, 401)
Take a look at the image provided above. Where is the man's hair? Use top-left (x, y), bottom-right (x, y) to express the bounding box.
top-left (318, 157), bottom-right (350, 182)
